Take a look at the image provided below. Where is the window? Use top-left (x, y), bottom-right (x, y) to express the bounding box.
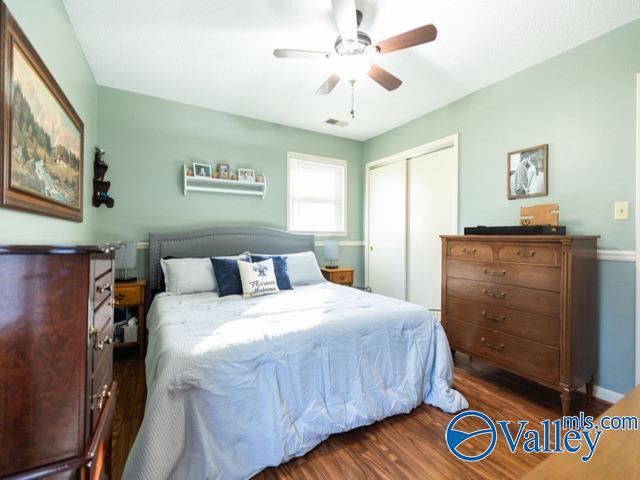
top-left (287, 152), bottom-right (347, 235)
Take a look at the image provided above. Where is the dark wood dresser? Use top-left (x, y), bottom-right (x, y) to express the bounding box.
top-left (0, 245), bottom-right (117, 479)
top-left (441, 235), bottom-right (598, 415)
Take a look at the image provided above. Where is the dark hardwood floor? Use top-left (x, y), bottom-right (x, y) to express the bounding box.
top-left (112, 352), bottom-right (608, 480)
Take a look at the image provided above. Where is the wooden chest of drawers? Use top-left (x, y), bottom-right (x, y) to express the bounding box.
top-left (441, 235), bottom-right (598, 415)
top-left (0, 245), bottom-right (117, 479)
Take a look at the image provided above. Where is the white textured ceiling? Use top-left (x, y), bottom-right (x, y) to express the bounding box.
top-left (63, 0), bottom-right (640, 141)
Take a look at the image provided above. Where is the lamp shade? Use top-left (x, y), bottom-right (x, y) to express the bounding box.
top-left (115, 241), bottom-right (137, 270)
top-left (323, 240), bottom-right (339, 262)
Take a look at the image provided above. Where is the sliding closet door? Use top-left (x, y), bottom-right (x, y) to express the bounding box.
top-left (407, 148), bottom-right (457, 309)
top-left (367, 161), bottom-right (406, 299)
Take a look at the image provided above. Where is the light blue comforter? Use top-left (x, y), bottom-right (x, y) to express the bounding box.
top-left (123, 283), bottom-right (467, 479)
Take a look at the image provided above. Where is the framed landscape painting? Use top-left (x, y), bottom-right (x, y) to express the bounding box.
top-left (0, 5), bottom-right (84, 222)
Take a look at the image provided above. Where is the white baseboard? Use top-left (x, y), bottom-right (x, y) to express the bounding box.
top-left (577, 384), bottom-right (625, 404)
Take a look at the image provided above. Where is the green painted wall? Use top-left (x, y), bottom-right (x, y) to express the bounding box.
top-left (364, 19), bottom-right (640, 251)
top-left (0, 0), bottom-right (97, 243)
top-left (363, 20), bottom-right (640, 393)
top-left (95, 87), bottom-right (365, 285)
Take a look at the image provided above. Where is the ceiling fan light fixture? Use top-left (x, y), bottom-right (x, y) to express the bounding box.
top-left (332, 54), bottom-right (372, 81)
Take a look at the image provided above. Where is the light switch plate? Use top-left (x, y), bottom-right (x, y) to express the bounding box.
top-left (614, 201), bottom-right (629, 220)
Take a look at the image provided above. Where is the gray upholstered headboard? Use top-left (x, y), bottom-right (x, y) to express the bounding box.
top-left (148, 226), bottom-right (315, 294)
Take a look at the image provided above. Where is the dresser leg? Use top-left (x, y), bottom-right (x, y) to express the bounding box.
top-left (560, 388), bottom-right (572, 416)
top-left (586, 378), bottom-right (595, 405)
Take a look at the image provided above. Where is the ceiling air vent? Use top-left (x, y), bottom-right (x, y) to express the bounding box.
top-left (325, 118), bottom-right (349, 127)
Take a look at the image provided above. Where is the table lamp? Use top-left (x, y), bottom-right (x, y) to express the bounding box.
top-left (115, 241), bottom-right (137, 281)
top-left (323, 240), bottom-right (339, 269)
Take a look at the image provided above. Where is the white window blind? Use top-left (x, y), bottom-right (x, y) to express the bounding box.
top-left (287, 153), bottom-right (346, 235)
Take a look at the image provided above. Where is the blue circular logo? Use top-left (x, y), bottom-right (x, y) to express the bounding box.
top-left (445, 410), bottom-right (497, 462)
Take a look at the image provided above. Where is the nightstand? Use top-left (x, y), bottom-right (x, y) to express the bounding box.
top-left (114, 279), bottom-right (146, 357)
top-left (321, 267), bottom-right (354, 287)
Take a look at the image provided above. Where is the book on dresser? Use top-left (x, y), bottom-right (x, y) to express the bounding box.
top-left (0, 244), bottom-right (118, 479)
top-left (440, 235), bottom-right (599, 415)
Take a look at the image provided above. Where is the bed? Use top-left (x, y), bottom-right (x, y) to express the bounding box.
top-left (123, 227), bottom-right (468, 480)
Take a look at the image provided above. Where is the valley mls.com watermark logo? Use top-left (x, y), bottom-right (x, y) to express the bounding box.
top-left (446, 411), bottom-right (497, 462)
top-left (446, 409), bottom-right (639, 463)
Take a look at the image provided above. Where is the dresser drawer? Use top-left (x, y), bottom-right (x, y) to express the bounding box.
top-left (446, 258), bottom-right (561, 292)
top-left (93, 299), bottom-right (113, 333)
top-left (92, 325), bottom-right (113, 375)
top-left (93, 259), bottom-right (112, 280)
top-left (446, 318), bottom-right (559, 384)
top-left (91, 362), bottom-right (113, 432)
top-left (333, 271), bottom-right (353, 285)
top-left (445, 297), bottom-right (559, 347)
top-left (114, 284), bottom-right (142, 307)
top-left (94, 274), bottom-right (113, 308)
top-left (447, 277), bottom-right (560, 317)
top-left (447, 242), bottom-right (493, 261)
top-left (87, 381), bottom-right (117, 480)
top-left (497, 243), bottom-right (561, 266)
top-left (90, 380), bottom-right (116, 438)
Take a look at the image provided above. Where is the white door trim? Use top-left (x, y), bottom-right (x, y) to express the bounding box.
top-left (636, 73), bottom-right (640, 386)
top-left (364, 133), bottom-right (460, 290)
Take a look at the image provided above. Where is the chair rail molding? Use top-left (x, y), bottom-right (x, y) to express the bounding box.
top-left (597, 250), bottom-right (635, 262)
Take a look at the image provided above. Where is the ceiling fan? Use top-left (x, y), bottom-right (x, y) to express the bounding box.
top-left (273, 0), bottom-right (437, 98)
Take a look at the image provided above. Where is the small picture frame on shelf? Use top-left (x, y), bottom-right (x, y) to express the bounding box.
top-left (217, 163), bottom-right (230, 179)
top-left (193, 162), bottom-right (212, 178)
top-left (238, 168), bottom-right (256, 183)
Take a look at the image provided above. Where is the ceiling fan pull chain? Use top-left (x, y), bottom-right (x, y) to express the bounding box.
top-left (350, 79), bottom-right (356, 119)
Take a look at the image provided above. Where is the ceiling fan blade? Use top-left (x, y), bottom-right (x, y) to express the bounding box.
top-left (331, 0), bottom-right (357, 42)
top-left (375, 24), bottom-right (437, 54)
top-left (368, 64), bottom-right (402, 91)
top-left (273, 49), bottom-right (332, 59)
top-left (316, 73), bottom-right (341, 95)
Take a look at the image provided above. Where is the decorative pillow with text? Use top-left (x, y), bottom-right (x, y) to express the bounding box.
top-left (237, 258), bottom-right (280, 298)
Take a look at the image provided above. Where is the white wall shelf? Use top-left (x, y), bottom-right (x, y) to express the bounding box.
top-left (183, 165), bottom-right (266, 198)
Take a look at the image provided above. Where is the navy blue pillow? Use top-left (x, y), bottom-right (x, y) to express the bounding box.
top-left (210, 257), bottom-right (244, 297)
top-left (251, 255), bottom-right (293, 290)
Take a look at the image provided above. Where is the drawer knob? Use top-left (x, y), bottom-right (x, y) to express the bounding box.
top-left (95, 334), bottom-right (113, 351)
top-left (483, 268), bottom-right (506, 277)
top-left (481, 337), bottom-right (504, 351)
top-left (92, 384), bottom-right (111, 411)
top-left (97, 283), bottom-right (112, 294)
top-left (481, 310), bottom-right (506, 322)
top-left (462, 248), bottom-right (477, 255)
top-left (515, 249), bottom-right (535, 258)
top-left (89, 326), bottom-right (98, 343)
top-left (482, 288), bottom-right (506, 299)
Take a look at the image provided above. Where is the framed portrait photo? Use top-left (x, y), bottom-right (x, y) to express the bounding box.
top-left (237, 168), bottom-right (256, 183)
top-left (0, 5), bottom-right (84, 222)
top-left (193, 162), bottom-right (212, 178)
top-left (507, 144), bottom-right (548, 200)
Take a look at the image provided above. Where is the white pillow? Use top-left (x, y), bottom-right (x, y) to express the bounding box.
top-left (161, 257), bottom-right (216, 294)
top-left (160, 254), bottom-right (250, 294)
top-left (237, 258), bottom-right (280, 298)
top-left (251, 251), bottom-right (325, 286)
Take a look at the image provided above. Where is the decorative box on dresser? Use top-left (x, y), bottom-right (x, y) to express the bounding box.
top-left (440, 235), bottom-right (598, 415)
top-left (0, 245), bottom-right (118, 479)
